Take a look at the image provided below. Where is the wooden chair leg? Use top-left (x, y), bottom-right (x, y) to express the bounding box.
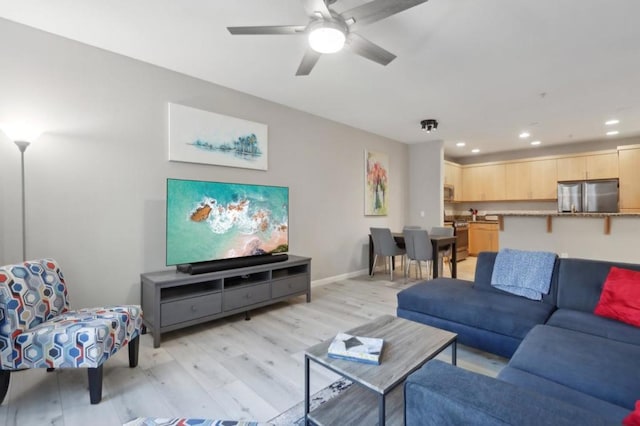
top-left (88, 365), bottom-right (104, 404)
top-left (128, 335), bottom-right (140, 368)
top-left (0, 370), bottom-right (10, 404)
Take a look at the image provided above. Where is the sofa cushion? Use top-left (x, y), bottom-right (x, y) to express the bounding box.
top-left (397, 279), bottom-right (555, 340)
top-left (404, 360), bottom-right (616, 426)
top-left (508, 325), bottom-right (640, 410)
top-left (397, 308), bottom-right (523, 358)
top-left (594, 267), bottom-right (640, 327)
top-left (556, 258), bottom-right (640, 312)
top-left (472, 251), bottom-right (500, 292)
top-left (498, 366), bottom-right (629, 421)
top-left (547, 309), bottom-right (640, 346)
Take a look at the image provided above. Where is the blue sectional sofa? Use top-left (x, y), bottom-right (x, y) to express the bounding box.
top-left (397, 253), bottom-right (640, 424)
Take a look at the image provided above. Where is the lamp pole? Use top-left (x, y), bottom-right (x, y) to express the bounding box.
top-left (15, 141), bottom-right (30, 261)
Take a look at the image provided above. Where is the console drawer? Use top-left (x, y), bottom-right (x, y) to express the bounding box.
top-left (224, 283), bottom-right (270, 311)
top-left (272, 275), bottom-right (308, 299)
top-left (161, 292), bottom-right (222, 326)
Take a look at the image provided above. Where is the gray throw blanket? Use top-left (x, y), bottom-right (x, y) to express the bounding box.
top-left (491, 248), bottom-right (557, 300)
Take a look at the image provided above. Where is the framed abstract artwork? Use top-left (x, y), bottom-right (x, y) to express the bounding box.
top-left (168, 103), bottom-right (268, 170)
top-left (364, 150), bottom-right (389, 216)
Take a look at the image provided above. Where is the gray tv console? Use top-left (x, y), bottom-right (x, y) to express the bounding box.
top-left (141, 255), bottom-right (311, 347)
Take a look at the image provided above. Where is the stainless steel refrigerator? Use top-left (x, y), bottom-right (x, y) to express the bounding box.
top-left (557, 179), bottom-right (619, 213)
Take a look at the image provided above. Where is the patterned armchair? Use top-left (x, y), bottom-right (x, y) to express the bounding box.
top-left (0, 259), bottom-right (143, 404)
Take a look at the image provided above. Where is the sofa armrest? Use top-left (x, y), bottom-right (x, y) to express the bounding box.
top-left (404, 360), bottom-right (615, 426)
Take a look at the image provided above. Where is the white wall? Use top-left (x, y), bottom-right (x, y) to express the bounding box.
top-left (500, 216), bottom-right (640, 263)
top-left (408, 141), bottom-right (444, 228)
top-left (0, 139), bottom-right (6, 264)
top-left (0, 19), bottom-right (410, 308)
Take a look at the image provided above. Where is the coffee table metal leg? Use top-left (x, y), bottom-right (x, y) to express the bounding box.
top-left (304, 355), bottom-right (310, 424)
top-left (451, 340), bottom-right (457, 366)
top-left (379, 393), bottom-right (385, 425)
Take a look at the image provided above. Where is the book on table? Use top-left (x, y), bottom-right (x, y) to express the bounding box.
top-left (327, 333), bottom-right (384, 365)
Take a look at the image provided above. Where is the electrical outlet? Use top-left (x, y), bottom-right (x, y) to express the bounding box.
top-left (420, 211), bottom-right (425, 217)
top-left (560, 252), bottom-right (569, 258)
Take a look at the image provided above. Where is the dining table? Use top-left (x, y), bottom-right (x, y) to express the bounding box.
top-left (368, 232), bottom-right (457, 279)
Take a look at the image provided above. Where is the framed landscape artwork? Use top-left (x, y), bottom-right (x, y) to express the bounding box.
top-left (365, 150), bottom-right (389, 216)
top-left (168, 103), bottom-right (268, 170)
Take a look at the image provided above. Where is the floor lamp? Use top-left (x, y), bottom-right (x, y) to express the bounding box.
top-left (15, 141), bottom-right (30, 261)
top-left (1, 123), bottom-right (41, 262)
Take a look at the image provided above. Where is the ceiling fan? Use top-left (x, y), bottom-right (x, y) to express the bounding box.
top-left (227, 0), bottom-right (429, 76)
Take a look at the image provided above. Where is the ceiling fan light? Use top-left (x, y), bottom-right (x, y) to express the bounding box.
top-left (309, 26), bottom-right (345, 54)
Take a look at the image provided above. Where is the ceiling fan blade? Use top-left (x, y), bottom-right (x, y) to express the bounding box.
top-left (346, 33), bottom-right (396, 66)
top-left (342, 0), bottom-right (429, 29)
top-left (228, 25), bottom-right (306, 35)
top-left (296, 48), bottom-right (322, 76)
top-left (300, 0), bottom-right (332, 19)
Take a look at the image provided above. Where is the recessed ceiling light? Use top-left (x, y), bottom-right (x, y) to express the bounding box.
top-left (456, 142), bottom-right (466, 147)
top-left (605, 119), bottom-right (620, 126)
top-left (519, 132), bottom-right (530, 139)
top-left (531, 141), bottom-right (541, 145)
top-left (606, 130), bottom-right (619, 136)
top-left (471, 148), bottom-right (480, 153)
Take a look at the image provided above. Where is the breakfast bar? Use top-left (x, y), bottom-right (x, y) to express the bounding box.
top-left (496, 212), bottom-right (640, 264)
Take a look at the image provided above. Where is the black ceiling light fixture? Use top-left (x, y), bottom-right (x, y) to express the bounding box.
top-left (421, 119), bottom-right (438, 132)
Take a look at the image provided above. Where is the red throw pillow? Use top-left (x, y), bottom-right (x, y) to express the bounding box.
top-left (594, 267), bottom-right (640, 328)
top-left (624, 400), bottom-right (640, 426)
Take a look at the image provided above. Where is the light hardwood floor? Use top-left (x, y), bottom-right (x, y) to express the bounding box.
top-left (0, 257), bottom-right (506, 425)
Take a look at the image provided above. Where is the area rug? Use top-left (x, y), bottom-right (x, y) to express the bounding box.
top-left (268, 378), bottom-right (353, 425)
top-left (124, 419), bottom-right (268, 426)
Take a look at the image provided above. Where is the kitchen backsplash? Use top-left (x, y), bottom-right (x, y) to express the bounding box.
top-left (445, 200), bottom-right (557, 218)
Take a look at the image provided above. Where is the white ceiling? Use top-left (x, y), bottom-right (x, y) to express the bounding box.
top-left (2, 0), bottom-right (640, 158)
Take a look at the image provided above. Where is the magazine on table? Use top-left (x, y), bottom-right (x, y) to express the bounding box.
top-left (327, 333), bottom-right (384, 365)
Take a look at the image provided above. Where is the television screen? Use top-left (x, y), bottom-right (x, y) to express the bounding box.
top-left (166, 179), bottom-right (289, 266)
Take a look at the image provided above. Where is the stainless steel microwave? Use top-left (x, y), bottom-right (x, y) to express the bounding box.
top-left (444, 184), bottom-right (455, 202)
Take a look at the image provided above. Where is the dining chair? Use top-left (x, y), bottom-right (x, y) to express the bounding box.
top-left (369, 227), bottom-right (406, 281)
top-left (403, 229), bottom-right (434, 280)
top-left (430, 226), bottom-right (455, 275)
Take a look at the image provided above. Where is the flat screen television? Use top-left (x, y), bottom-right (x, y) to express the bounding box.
top-left (166, 178), bottom-right (289, 271)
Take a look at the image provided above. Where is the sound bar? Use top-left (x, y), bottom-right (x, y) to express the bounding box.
top-left (177, 254), bottom-right (289, 275)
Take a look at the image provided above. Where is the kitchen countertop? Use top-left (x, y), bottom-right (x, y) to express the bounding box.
top-left (497, 212), bottom-right (640, 218)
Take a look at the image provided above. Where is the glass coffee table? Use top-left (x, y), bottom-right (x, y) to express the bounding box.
top-left (304, 315), bottom-right (457, 425)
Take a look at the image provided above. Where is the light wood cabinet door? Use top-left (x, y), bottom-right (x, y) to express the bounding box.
top-left (462, 164), bottom-right (505, 201)
top-left (444, 162), bottom-right (462, 201)
top-left (482, 164), bottom-right (506, 200)
top-left (557, 153), bottom-right (618, 181)
top-left (586, 153), bottom-right (618, 179)
top-left (619, 148), bottom-right (640, 210)
top-left (462, 166), bottom-right (483, 201)
top-left (469, 223), bottom-right (499, 255)
top-left (505, 162), bottom-right (531, 200)
top-left (530, 159), bottom-right (558, 199)
top-left (557, 156), bottom-right (586, 181)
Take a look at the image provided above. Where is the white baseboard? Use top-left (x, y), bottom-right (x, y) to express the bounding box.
top-left (311, 269), bottom-right (369, 287)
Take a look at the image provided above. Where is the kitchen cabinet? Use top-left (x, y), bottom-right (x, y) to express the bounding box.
top-left (469, 222), bottom-right (499, 255)
top-left (444, 161), bottom-right (462, 201)
top-left (557, 152), bottom-right (618, 181)
top-left (505, 159), bottom-right (557, 200)
top-left (618, 146), bottom-right (640, 211)
top-left (462, 164), bottom-right (505, 201)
